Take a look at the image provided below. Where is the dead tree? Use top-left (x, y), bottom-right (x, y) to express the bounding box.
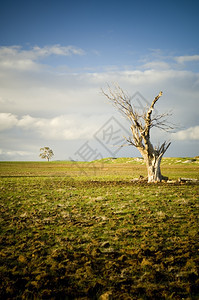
top-left (102, 84), bottom-right (174, 182)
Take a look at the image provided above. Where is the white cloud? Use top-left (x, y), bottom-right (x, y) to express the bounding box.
top-left (6, 150), bottom-right (32, 156)
top-left (172, 126), bottom-right (199, 140)
top-left (0, 45), bottom-right (85, 70)
top-left (175, 55), bottom-right (199, 64)
top-left (1, 113), bottom-right (109, 140)
top-left (0, 113), bottom-right (18, 131)
top-left (32, 45), bottom-right (85, 57)
top-left (141, 61), bottom-right (170, 70)
top-left (17, 115), bottom-right (36, 128)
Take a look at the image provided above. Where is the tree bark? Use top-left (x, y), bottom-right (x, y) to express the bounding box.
top-left (145, 155), bottom-right (163, 182)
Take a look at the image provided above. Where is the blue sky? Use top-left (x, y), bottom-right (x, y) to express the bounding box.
top-left (0, 0), bottom-right (199, 160)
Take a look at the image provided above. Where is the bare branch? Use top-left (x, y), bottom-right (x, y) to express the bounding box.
top-left (101, 84), bottom-right (144, 133)
top-left (155, 141), bottom-right (171, 156)
top-left (146, 91), bottom-right (163, 121)
top-left (143, 91), bottom-right (163, 137)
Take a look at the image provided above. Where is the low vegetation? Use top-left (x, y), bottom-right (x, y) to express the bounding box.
top-left (0, 158), bottom-right (198, 299)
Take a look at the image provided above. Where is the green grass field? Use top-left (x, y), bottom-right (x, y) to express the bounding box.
top-left (0, 158), bottom-right (199, 299)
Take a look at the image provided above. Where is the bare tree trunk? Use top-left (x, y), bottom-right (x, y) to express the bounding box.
top-left (145, 155), bottom-right (163, 182)
top-left (141, 145), bottom-right (169, 183)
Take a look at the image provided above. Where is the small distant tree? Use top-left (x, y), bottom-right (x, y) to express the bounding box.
top-left (39, 147), bottom-right (54, 161)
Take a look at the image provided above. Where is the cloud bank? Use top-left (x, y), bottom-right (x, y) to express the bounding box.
top-left (0, 113), bottom-right (108, 140)
top-left (0, 45), bottom-right (199, 160)
top-left (172, 126), bottom-right (199, 140)
top-left (175, 55), bottom-right (199, 64)
top-left (0, 45), bottom-right (85, 70)
top-left (0, 113), bottom-right (18, 130)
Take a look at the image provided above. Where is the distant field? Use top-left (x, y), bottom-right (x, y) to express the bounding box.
top-left (0, 158), bottom-right (199, 299)
top-left (0, 157), bottom-right (199, 179)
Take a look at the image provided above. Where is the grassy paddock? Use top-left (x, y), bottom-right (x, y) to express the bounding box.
top-left (0, 159), bottom-right (199, 299)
